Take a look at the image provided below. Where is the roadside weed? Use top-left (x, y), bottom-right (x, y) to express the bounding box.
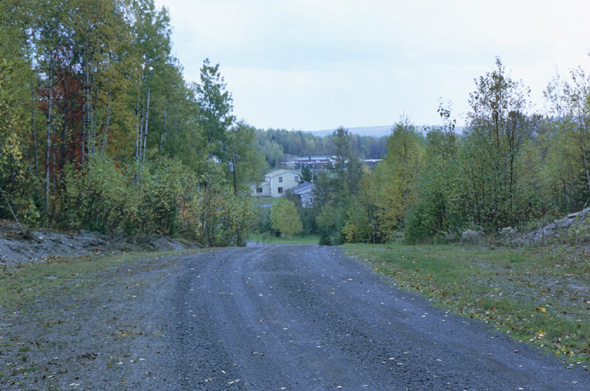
top-left (249, 233), bottom-right (320, 245)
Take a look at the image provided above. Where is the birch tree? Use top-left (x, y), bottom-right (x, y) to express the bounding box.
top-left (196, 59), bottom-right (236, 160)
top-left (546, 67), bottom-right (590, 206)
top-left (464, 57), bottom-right (531, 229)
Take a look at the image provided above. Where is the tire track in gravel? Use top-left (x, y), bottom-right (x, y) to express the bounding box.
top-left (167, 244), bottom-right (590, 390)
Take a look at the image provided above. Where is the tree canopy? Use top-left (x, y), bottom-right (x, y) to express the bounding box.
top-left (270, 198), bottom-right (303, 239)
top-left (0, 0), bottom-right (262, 246)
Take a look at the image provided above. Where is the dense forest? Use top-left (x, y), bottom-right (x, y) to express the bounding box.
top-left (0, 0), bottom-right (267, 246)
top-left (1, 1), bottom-right (589, 246)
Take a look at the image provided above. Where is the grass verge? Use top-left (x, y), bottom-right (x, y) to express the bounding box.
top-left (0, 249), bottom-right (206, 310)
top-left (344, 243), bottom-right (590, 367)
top-left (248, 233), bottom-right (320, 245)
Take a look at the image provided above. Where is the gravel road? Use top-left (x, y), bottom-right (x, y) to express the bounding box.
top-left (163, 244), bottom-right (589, 390)
top-left (3, 244), bottom-right (589, 390)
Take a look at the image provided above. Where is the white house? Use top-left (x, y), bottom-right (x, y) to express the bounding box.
top-left (252, 169), bottom-right (301, 198)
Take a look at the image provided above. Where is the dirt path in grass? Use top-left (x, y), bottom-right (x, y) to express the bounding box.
top-left (2, 244), bottom-right (589, 390)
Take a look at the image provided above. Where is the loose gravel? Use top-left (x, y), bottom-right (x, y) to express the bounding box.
top-left (2, 244), bottom-right (589, 390)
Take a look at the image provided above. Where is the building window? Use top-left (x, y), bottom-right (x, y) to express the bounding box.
top-left (279, 177), bottom-right (283, 182)
top-left (295, 176), bottom-right (299, 182)
top-left (257, 187), bottom-right (263, 193)
top-left (278, 187), bottom-right (283, 194)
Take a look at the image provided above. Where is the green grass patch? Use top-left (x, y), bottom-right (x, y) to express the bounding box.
top-left (253, 196), bottom-right (282, 209)
top-left (0, 248), bottom-right (207, 310)
top-left (249, 233), bottom-right (320, 245)
top-left (344, 243), bottom-right (590, 365)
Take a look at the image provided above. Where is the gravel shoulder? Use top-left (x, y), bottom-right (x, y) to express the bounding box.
top-left (2, 244), bottom-right (589, 390)
top-left (0, 252), bottom-right (190, 390)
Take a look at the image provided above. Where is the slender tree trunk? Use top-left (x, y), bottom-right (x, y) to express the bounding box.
top-left (31, 85), bottom-right (38, 175)
top-left (60, 119), bottom-right (67, 171)
top-left (561, 179), bottom-right (570, 213)
top-left (582, 146), bottom-right (590, 195)
top-left (52, 126), bottom-right (57, 197)
top-left (45, 60), bottom-right (54, 211)
top-left (470, 167), bottom-right (480, 223)
top-left (0, 186), bottom-right (25, 235)
top-left (139, 99), bottom-right (145, 160)
top-left (142, 85), bottom-right (150, 162)
top-left (203, 195), bottom-right (208, 241)
top-left (159, 97), bottom-right (168, 152)
top-left (507, 127), bottom-right (516, 223)
top-left (81, 40), bottom-right (88, 166)
top-left (134, 91), bottom-right (143, 182)
top-left (135, 91), bottom-right (141, 162)
top-left (103, 99), bottom-right (111, 153)
top-left (90, 84), bottom-right (96, 155)
top-left (231, 152), bottom-right (237, 196)
top-left (573, 117), bottom-right (590, 200)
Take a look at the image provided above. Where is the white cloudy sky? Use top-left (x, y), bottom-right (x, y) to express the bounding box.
top-left (153, 0), bottom-right (590, 131)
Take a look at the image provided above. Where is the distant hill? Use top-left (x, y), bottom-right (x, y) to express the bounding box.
top-left (303, 126), bottom-right (392, 138)
top-left (303, 125), bottom-right (465, 138)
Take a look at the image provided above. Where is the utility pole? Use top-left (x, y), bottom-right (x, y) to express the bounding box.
top-left (229, 153), bottom-right (241, 245)
top-left (229, 152), bottom-right (237, 195)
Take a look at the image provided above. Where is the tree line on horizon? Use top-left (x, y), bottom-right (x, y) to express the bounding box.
top-left (2, 1), bottom-right (589, 246)
top-left (256, 128), bottom-right (387, 169)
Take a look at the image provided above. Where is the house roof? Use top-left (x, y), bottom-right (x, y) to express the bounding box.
top-left (291, 182), bottom-right (315, 194)
top-left (265, 169), bottom-right (299, 178)
top-left (295, 156), bottom-right (332, 161)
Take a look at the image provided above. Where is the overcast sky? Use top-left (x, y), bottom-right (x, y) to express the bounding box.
top-left (153, 0), bottom-right (590, 131)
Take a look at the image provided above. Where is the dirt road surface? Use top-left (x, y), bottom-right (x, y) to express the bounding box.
top-left (3, 244), bottom-right (589, 390)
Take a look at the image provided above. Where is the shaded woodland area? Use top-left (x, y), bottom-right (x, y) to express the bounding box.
top-left (0, 0), bottom-right (266, 245)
